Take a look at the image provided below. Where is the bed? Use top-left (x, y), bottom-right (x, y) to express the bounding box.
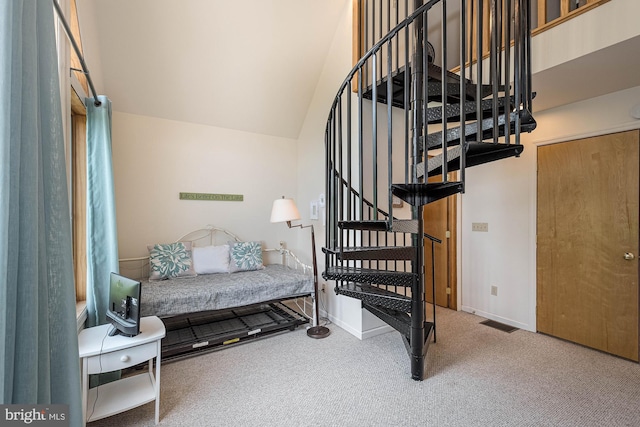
top-left (118, 225), bottom-right (315, 360)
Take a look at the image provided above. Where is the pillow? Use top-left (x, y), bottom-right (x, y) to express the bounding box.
top-left (148, 242), bottom-right (197, 280)
top-left (192, 245), bottom-right (230, 274)
top-left (228, 241), bottom-right (264, 273)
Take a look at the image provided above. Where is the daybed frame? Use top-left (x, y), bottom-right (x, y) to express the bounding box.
top-left (118, 225), bottom-right (316, 360)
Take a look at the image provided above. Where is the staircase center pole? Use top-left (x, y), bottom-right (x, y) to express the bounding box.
top-left (411, 206), bottom-right (426, 380)
top-left (410, 0), bottom-right (426, 381)
top-left (411, 3), bottom-right (425, 182)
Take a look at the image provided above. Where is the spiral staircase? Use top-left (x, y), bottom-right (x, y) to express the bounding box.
top-left (321, 0), bottom-right (536, 380)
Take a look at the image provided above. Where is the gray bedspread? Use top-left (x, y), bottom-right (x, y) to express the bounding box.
top-left (139, 264), bottom-right (313, 318)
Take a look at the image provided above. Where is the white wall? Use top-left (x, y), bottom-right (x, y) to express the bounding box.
top-left (295, 0), bottom-right (640, 338)
top-left (295, 1), bottom-right (394, 339)
top-left (109, 0), bottom-right (640, 339)
top-left (458, 0), bottom-right (640, 332)
top-left (461, 86), bottom-right (640, 331)
top-left (531, 0), bottom-right (640, 74)
top-left (112, 112), bottom-right (301, 259)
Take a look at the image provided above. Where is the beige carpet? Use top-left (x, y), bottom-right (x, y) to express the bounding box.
top-left (88, 308), bottom-right (640, 426)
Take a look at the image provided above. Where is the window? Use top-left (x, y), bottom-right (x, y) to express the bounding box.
top-left (56, 0), bottom-right (89, 304)
top-left (71, 88), bottom-right (87, 302)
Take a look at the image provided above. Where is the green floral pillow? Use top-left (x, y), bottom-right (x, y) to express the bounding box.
top-left (148, 242), bottom-right (197, 280)
top-left (228, 241), bottom-right (264, 273)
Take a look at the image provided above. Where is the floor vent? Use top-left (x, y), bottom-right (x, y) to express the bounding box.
top-left (480, 319), bottom-right (518, 333)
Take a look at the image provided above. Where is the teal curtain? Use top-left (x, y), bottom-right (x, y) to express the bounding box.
top-left (85, 96), bottom-right (119, 329)
top-left (0, 0), bottom-right (83, 423)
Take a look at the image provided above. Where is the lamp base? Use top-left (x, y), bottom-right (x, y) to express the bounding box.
top-left (307, 325), bottom-right (330, 339)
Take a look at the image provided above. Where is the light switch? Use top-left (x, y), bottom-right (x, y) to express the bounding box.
top-left (472, 222), bottom-right (488, 232)
top-left (310, 201), bottom-right (319, 220)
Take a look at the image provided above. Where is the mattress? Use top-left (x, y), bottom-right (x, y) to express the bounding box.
top-left (139, 264), bottom-right (313, 318)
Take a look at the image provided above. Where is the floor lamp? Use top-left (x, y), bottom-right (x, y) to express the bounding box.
top-left (270, 197), bottom-right (330, 339)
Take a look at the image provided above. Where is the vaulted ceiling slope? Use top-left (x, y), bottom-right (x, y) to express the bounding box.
top-left (77, 0), bottom-right (350, 139)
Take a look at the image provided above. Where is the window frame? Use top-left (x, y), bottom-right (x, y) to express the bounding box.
top-left (71, 87), bottom-right (87, 303)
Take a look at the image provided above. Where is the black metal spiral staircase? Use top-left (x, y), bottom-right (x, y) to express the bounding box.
top-left (322, 0), bottom-right (536, 380)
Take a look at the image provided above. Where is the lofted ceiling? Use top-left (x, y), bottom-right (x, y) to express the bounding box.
top-left (77, 0), bottom-right (350, 139)
top-left (77, 1), bottom-right (640, 139)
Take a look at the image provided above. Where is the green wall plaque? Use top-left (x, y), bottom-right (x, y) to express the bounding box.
top-left (179, 192), bottom-right (244, 202)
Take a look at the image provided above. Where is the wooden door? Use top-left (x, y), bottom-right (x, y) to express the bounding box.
top-left (424, 174), bottom-right (457, 309)
top-left (537, 130), bottom-right (639, 361)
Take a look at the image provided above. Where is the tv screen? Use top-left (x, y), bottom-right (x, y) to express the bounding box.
top-left (106, 272), bottom-right (142, 337)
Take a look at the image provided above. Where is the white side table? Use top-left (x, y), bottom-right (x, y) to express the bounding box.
top-left (78, 316), bottom-right (165, 425)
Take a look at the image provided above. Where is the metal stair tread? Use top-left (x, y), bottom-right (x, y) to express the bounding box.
top-left (427, 82), bottom-right (494, 101)
top-left (425, 97), bottom-right (537, 149)
top-left (324, 266), bottom-right (415, 279)
top-left (425, 142), bottom-right (525, 177)
top-left (325, 246), bottom-right (407, 252)
top-left (338, 219), bottom-right (418, 233)
top-left (392, 181), bottom-right (464, 206)
top-left (426, 62), bottom-right (503, 90)
top-left (335, 283), bottom-right (412, 312)
top-left (323, 266), bottom-right (415, 287)
top-left (323, 246), bottom-right (415, 260)
top-left (417, 141), bottom-right (525, 178)
top-left (361, 63), bottom-right (500, 108)
top-left (426, 111), bottom-right (517, 149)
top-left (338, 220), bottom-right (388, 231)
top-left (426, 94), bottom-right (512, 124)
top-left (337, 282), bottom-right (412, 299)
top-left (363, 303), bottom-right (411, 337)
top-left (425, 145), bottom-right (463, 174)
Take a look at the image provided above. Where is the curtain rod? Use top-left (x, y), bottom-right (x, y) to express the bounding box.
top-left (52, 0), bottom-right (101, 106)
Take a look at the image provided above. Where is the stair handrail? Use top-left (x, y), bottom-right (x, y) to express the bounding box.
top-left (325, 2), bottom-right (440, 230)
top-left (334, 171), bottom-right (395, 221)
top-left (424, 233), bottom-right (441, 244)
top-left (323, 0), bottom-right (534, 381)
top-left (338, 172), bottom-right (443, 246)
top-left (325, 0), bottom-right (441, 127)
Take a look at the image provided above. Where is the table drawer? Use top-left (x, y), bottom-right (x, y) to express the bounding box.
top-left (87, 341), bottom-right (157, 374)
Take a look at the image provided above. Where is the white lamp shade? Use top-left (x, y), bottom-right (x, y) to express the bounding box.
top-left (270, 198), bottom-right (301, 223)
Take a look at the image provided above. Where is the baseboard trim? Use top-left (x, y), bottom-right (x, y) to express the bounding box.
top-left (460, 305), bottom-right (533, 332)
top-left (360, 323), bottom-right (394, 340)
top-left (325, 311), bottom-right (394, 340)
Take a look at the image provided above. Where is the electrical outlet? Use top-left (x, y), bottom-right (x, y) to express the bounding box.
top-left (472, 222), bottom-right (489, 232)
top-left (491, 285), bottom-right (498, 296)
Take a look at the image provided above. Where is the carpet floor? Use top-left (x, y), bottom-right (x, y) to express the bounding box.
top-left (87, 307), bottom-right (640, 426)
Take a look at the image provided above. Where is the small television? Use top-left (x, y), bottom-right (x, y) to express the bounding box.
top-left (106, 272), bottom-right (142, 337)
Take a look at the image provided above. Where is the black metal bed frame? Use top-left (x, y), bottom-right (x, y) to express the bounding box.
top-left (160, 298), bottom-right (309, 362)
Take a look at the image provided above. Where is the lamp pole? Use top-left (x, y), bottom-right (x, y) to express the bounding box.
top-left (287, 221), bottom-right (330, 339)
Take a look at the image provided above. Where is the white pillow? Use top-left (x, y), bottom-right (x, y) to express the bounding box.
top-left (192, 245), bottom-right (230, 274)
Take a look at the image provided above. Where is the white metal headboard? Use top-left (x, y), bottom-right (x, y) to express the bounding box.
top-left (174, 224), bottom-right (242, 246)
top-left (118, 224), bottom-right (312, 280)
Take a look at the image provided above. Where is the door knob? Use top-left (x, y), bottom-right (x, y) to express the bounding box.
top-left (624, 252), bottom-right (635, 260)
